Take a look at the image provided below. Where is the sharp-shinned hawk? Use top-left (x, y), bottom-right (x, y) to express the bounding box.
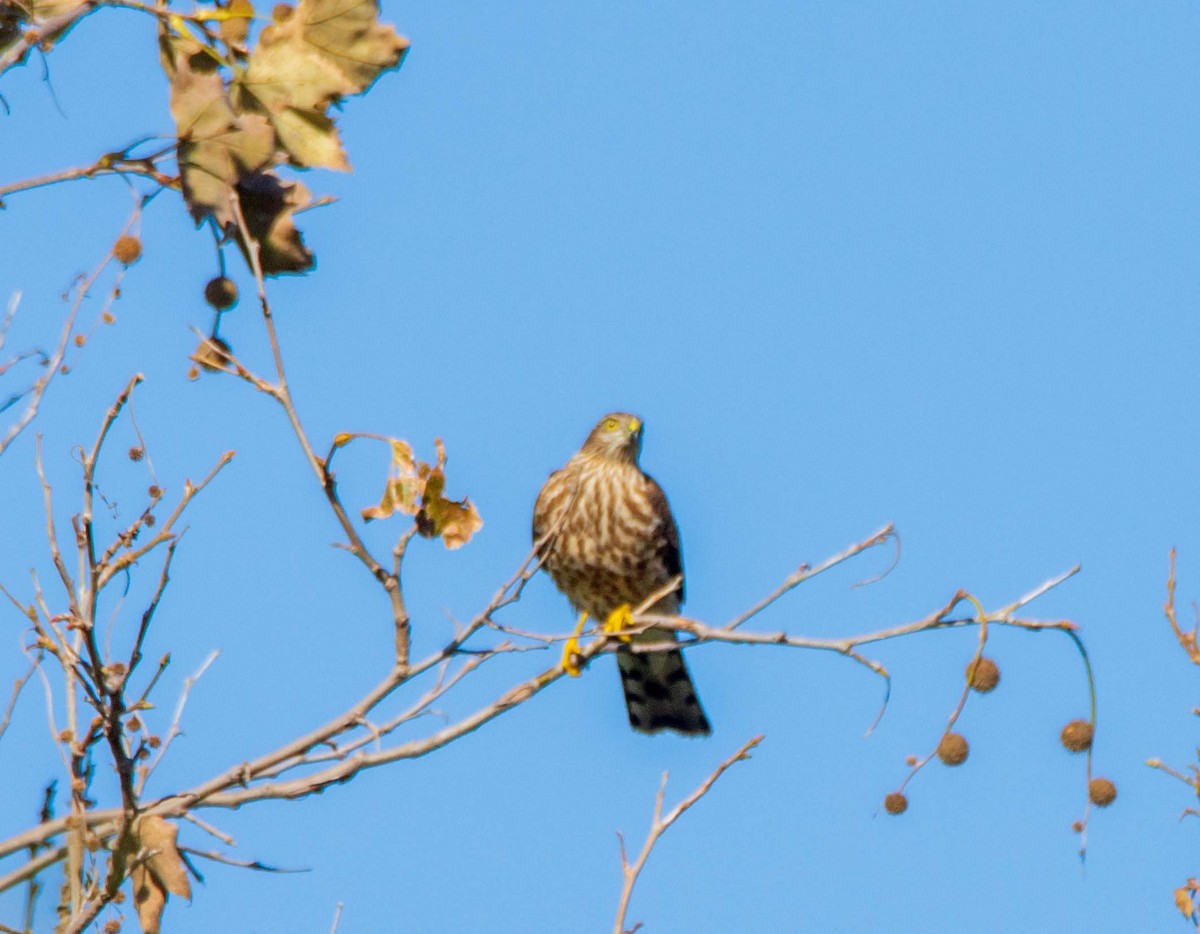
top-left (533, 413), bottom-right (710, 736)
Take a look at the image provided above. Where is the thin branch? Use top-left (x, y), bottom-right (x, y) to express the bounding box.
top-left (1165, 548), bottom-right (1200, 664)
top-left (179, 846), bottom-right (306, 874)
top-left (227, 191), bottom-right (411, 664)
top-left (0, 530), bottom-right (1081, 861)
top-left (138, 650), bottom-right (219, 795)
top-left (613, 735), bottom-right (763, 934)
top-left (97, 450), bottom-right (235, 588)
top-left (0, 654), bottom-right (39, 744)
top-left (723, 523), bottom-right (896, 630)
top-left (0, 1), bottom-right (98, 77)
top-left (0, 207), bottom-right (139, 458)
top-left (0, 845), bottom-right (68, 895)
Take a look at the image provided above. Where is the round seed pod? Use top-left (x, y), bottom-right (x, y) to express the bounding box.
top-left (966, 657), bottom-right (1000, 693)
top-left (937, 732), bottom-right (969, 766)
top-left (1089, 777), bottom-right (1117, 807)
top-left (1060, 720), bottom-right (1094, 753)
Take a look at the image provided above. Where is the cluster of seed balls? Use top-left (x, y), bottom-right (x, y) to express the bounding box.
top-left (883, 657), bottom-right (1117, 815)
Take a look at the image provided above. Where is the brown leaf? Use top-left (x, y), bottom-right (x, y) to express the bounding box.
top-left (232, 171), bottom-right (315, 274)
top-left (359, 437), bottom-right (481, 545)
top-left (191, 335), bottom-right (234, 372)
top-left (166, 35), bottom-right (276, 227)
top-left (138, 816), bottom-right (192, 899)
top-left (414, 441), bottom-right (483, 549)
top-left (131, 816), bottom-right (191, 933)
top-left (234, 0), bottom-right (408, 169)
top-left (132, 862), bottom-right (167, 934)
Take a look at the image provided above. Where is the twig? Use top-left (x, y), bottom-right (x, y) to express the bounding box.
top-left (227, 191), bottom-right (412, 665)
top-left (0, 654), bottom-right (39, 743)
top-left (0, 1), bottom-right (98, 77)
top-left (182, 813), bottom-right (235, 847)
top-left (0, 206), bottom-right (139, 458)
top-left (1165, 548), bottom-right (1200, 664)
top-left (613, 735), bottom-right (763, 934)
top-left (179, 846), bottom-right (306, 874)
top-left (723, 524), bottom-right (896, 630)
top-left (138, 650), bottom-right (220, 795)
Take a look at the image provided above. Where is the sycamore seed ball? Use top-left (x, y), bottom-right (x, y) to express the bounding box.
top-left (204, 276), bottom-right (239, 310)
top-left (937, 732), bottom-right (969, 766)
top-left (966, 657), bottom-right (1000, 693)
top-left (884, 792), bottom-right (908, 815)
top-left (1089, 777), bottom-right (1117, 807)
top-left (112, 235), bottom-right (142, 265)
top-left (1060, 719), bottom-right (1094, 753)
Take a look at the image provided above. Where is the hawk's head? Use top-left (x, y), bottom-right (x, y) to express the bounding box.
top-left (582, 412), bottom-right (643, 463)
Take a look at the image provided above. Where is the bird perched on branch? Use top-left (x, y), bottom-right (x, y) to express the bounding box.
top-left (533, 413), bottom-right (710, 736)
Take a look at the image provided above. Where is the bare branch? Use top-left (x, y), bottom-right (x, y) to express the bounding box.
top-left (0, 205), bottom-right (139, 458)
top-left (0, 653), bottom-right (39, 744)
top-left (613, 735), bottom-right (763, 934)
top-left (0, 845), bottom-right (68, 895)
top-left (723, 523), bottom-right (896, 630)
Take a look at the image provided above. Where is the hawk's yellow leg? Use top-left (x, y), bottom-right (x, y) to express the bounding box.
top-left (562, 612), bottom-right (589, 677)
top-left (602, 604), bottom-right (634, 643)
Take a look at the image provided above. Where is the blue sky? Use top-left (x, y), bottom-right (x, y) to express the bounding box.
top-left (2, 3), bottom-right (1199, 931)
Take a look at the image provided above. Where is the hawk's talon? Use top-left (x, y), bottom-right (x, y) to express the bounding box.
top-left (562, 637), bottom-right (583, 676)
top-left (602, 604), bottom-right (634, 643)
top-left (561, 612), bottom-right (589, 677)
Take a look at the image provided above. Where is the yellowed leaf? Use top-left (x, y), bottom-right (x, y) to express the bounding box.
top-left (165, 34), bottom-right (275, 228)
top-left (234, 0), bottom-right (408, 168)
top-left (390, 439), bottom-right (415, 471)
top-left (332, 432), bottom-right (354, 448)
top-left (1175, 885), bottom-right (1195, 918)
top-left (361, 438), bottom-right (422, 522)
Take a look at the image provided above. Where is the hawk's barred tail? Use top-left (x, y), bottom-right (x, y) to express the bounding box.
top-left (617, 631), bottom-right (710, 736)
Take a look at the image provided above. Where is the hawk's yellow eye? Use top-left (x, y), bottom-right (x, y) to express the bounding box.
top-left (603, 417), bottom-right (619, 431)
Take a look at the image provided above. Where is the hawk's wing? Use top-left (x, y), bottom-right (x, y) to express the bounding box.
top-left (644, 472), bottom-right (684, 605)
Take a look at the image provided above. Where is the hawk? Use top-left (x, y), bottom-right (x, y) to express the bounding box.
top-left (533, 413), bottom-right (710, 736)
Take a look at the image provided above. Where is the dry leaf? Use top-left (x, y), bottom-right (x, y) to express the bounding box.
top-left (235, 0), bottom-right (408, 169)
top-left (361, 439), bottom-right (419, 521)
top-left (417, 467), bottom-right (483, 549)
top-left (131, 816), bottom-right (191, 933)
top-left (191, 335), bottom-right (234, 372)
top-left (232, 172), bottom-right (315, 274)
top-left (1176, 884), bottom-right (1195, 918)
top-left (165, 35), bottom-right (275, 228)
top-left (359, 436), bottom-right (482, 546)
top-left (132, 863), bottom-right (167, 934)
